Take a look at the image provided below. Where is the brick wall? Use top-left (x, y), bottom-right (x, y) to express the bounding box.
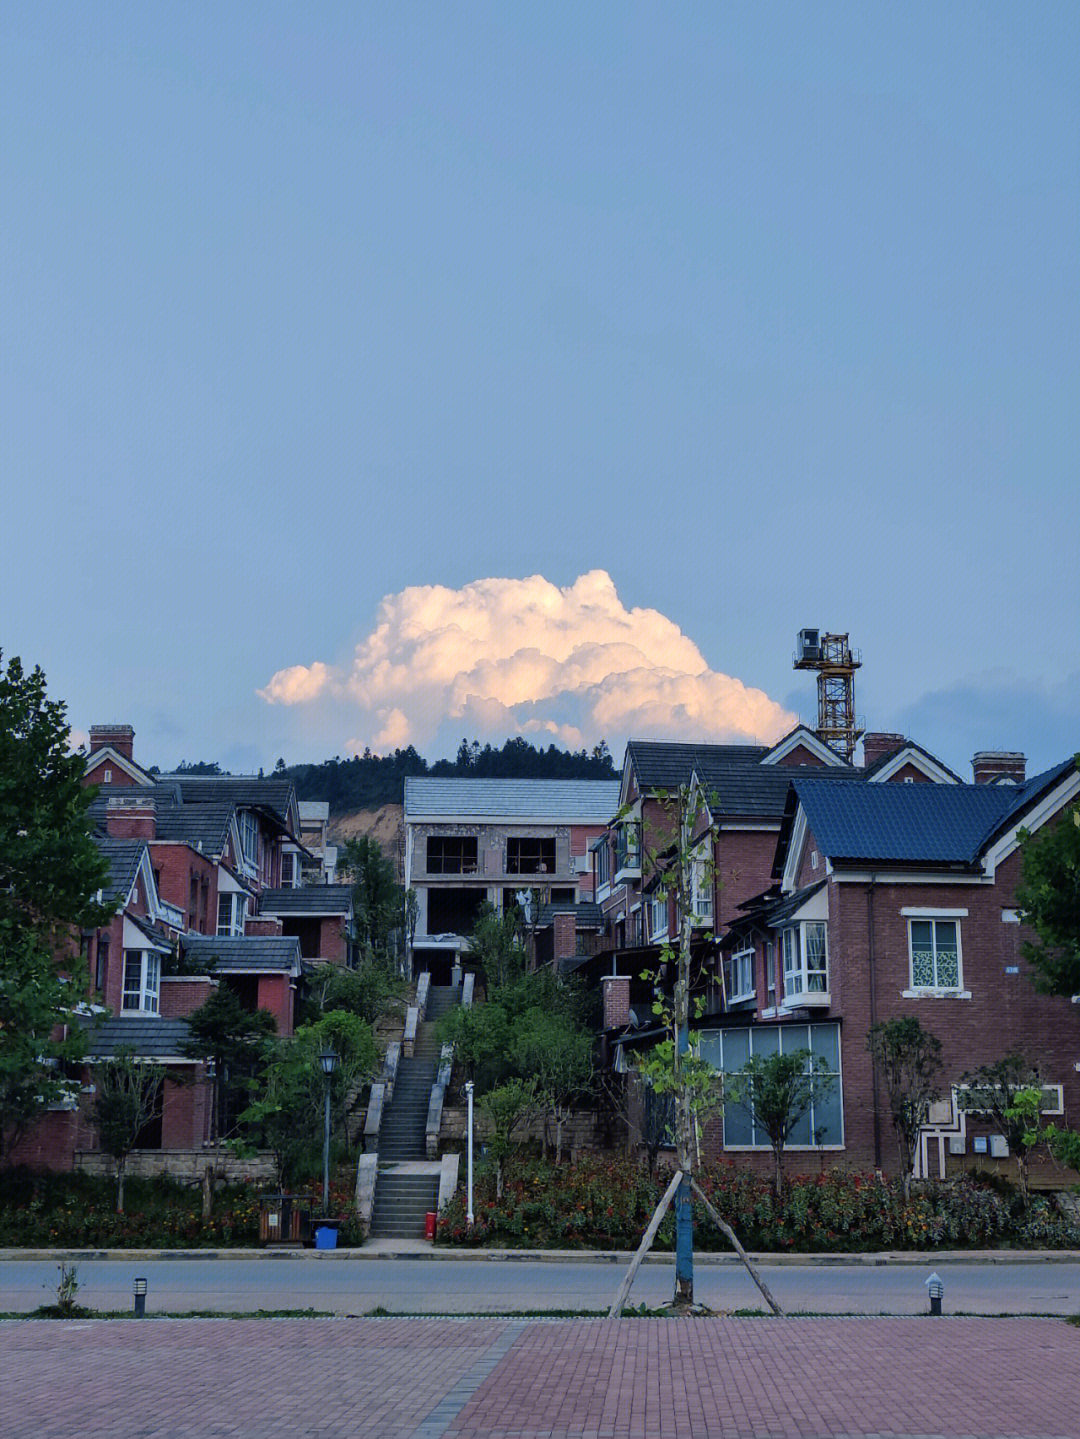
top-left (830, 851), bottom-right (1080, 1171)
top-left (160, 976), bottom-right (217, 1018)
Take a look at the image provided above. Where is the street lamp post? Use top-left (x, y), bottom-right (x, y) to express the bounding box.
top-left (319, 1047), bottom-right (339, 1214)
top-left (465, 1079), bottom-right (475, 1227)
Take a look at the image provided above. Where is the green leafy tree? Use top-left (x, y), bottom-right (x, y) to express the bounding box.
top-left (180, 986), bottom-right (277, 1140)
top-left (0, 652), bottom-right (110, 1155)
top-left (1015, 783), bottom-right (1080, 997)
top-left (467, 903), bottom-right (527, 988)
top-left (339, 835), bottom-right (403, 961)
top-left (958, 1052), bottom-right (1044, 1205)
top-left (729, 1049), bottom-right (833, 1198)
top-left (92, 1049), bottom-right (165, 1212)
top-left (299, 962), bottom-right (403, 1027)
top-left (241, 1010), bottom-right (378, 1188)
top-left (510, 1008), bottom-right (593, 1162)
top-left (437, 1000), bottom-right (511, 1089)
top-left (867, 1016), bottom-right (943, 1198)
top-left (479, 1077), bottom-right (538, 1198)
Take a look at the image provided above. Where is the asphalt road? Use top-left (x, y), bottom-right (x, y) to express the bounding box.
top-left (4, 1254), bottom-right (1080, 1316)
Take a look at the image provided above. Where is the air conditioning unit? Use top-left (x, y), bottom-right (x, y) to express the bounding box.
top-left (797, 628), bottom-right (821, 661)
top-left (572, 854), bottom-right (590, 874)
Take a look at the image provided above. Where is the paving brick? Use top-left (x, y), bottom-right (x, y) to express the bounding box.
top-left (1, 1316), bottom-right (1078, 1438)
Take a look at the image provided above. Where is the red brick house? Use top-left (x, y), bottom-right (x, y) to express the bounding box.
top-left (7, 726), bottom-right (334, 1173)
top-left (709, 754), bottom-right (1080, 1180)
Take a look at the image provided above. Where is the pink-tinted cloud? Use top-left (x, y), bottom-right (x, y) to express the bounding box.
top-left (259, 571), bottom-right (795, 754)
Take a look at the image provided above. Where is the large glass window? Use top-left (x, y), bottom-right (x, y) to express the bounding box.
top-left (699, 1023), bottom-right (843, 1149)
top-left (908, 919), bottom-right (960, 990)
top-left (122, 950), bottom-right (160, 1013)
top-left (506, 837), bottom-right (556, 875)
top-left (426, 835), bottom-right (479, 874)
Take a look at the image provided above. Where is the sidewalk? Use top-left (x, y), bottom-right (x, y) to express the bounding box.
top-left (3, 1240), bottom-right (1080, 1263)
top-left (3, 1314), bottom-right (1079, 1438)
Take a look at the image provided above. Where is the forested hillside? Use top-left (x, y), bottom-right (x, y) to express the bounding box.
top-left (281, 736), bottom-right (616, 814)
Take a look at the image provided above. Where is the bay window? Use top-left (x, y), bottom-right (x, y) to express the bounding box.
top-left (122, 950), bottom-right (160, 1014)
top-left (724, 947), bottom-right (755, 1004)
top-left (216, 892), bottom-right (248, 938)
top-left (781, 920), bottom-right (829, 1002)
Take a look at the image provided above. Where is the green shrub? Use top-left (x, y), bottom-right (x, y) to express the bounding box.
top-left (0, 1169), bottom-right (363, 1248)
top-left (435, 1156), bottom-right (1080, 1252)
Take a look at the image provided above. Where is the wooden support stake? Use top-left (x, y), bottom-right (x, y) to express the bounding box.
top-left (690, 1178), bottom-right (784, 1316)
top-left (607, 1169), bottom-right (682, 1318)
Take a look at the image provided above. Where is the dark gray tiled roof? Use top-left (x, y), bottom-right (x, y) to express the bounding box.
top-left (259, 885), bottom-right (354, 916)
top-left (792, 758), bottom-right (1077, 865)
top-left (698, 756), bottom-right (860, 821)
top-left (81, 1016), bottom-right (192, 1060)
top-left (93, 838), bottom-right (145, 907)
top-left (180, 935), bottom-right (302, 974)
top-left (626, 741), bottom-right (767, 790)
top-left (126, 914), bottom-right (175, 951)
top-left (537, 901), bottom-right (604, 929)
top-left (761, 879), bottom-right (828, 927)
top-left (161, 775), bottom-right (295, 827)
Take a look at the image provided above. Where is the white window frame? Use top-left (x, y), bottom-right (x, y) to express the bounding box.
top-left (691, 849), bottom-right (713, 921)
top-left (648, 893), bottom-right (669, 942)
top-left (216, 892), bottom-right (247, 938)
top-left (239, 810), bottom-right (260, 872)
top-left (705, 1022), bottom-right (844, 1151)
top-left (780, 920), bottom-right (829, 1003)
top-left (122, 950), bottom-right (160, 1014)
top-left (905, 915), bottom-right (966, 997)
top-left (725, 947), bottom-right (755, 1004)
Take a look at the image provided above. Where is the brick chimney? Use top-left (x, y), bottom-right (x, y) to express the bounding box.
top-left (553, 911), bottom-right (577, 965)
top-left (601, 974), bottom-right (630, 1030)
top-left (89, 725), bottom-right (135, 760)
top-left (245, 916), bottom-right (283, 937)
top-left (105, 796), bottom-right (156, 839)
top-left (862, 733), bottom-right (906, 769)
top-left (972, 751), bottom-right (1027, 785)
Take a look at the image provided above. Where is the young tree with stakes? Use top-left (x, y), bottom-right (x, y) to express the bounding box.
top-left (610, 783), bottom-right (783, 1318)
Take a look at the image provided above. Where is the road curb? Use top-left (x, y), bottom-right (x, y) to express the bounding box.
top-left (3, 1246), bottom-right (1079, 1265)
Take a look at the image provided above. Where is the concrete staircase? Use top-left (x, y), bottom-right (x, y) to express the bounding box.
top-left (368, 983), bottom-right (460, 1240)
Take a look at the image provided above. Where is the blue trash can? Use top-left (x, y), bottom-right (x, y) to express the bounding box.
top-left (314, 1224), bottom-right (338, 1250)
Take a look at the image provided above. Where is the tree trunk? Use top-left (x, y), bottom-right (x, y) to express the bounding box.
top-left (772, 1143), bottom-right (784, 1200)
top-left (116, 1159), bottom-right (125, 1215)
top-left (202, 1162), bottom-right (216, 1220)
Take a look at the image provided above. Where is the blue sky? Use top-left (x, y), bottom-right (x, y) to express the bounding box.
top-left (2, 3), bottom-right (1077, 777)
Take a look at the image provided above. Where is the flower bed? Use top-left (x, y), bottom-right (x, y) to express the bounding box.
top-left (435, 1156), bottom-right (1080, 1251)
top-left (0, 1170), bottom-right (364, 1248)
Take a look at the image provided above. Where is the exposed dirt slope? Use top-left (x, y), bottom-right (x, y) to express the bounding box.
top-left (329, 803), bottom-right (404, 875)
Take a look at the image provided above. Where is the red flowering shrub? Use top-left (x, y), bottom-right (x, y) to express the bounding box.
top-left (435, 1157), bottom-right (1080, 1251)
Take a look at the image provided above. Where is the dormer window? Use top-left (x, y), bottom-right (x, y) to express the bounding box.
top-left (239, 810), bottom-right (260, 869)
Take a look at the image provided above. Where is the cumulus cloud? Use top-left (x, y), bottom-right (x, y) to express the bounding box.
top-left (258, 571), bottom-right (795, 755)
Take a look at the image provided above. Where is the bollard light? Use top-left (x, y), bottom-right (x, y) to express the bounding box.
top-left (925, 1272), bottom-right (944, 1316)
top-left (133, 1276), bottom-right (147, 1318)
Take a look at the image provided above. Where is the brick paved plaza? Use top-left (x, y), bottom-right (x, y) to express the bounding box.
top-left (3, 1315), bottom-right (1078, 1439)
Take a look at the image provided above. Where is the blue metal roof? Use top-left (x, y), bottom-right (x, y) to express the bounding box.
top-left (791, 758), bottom-right (1076, 864)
